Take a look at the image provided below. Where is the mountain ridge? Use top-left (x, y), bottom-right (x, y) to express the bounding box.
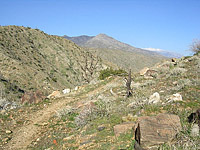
top-left (64, 34), bottom-right (167, 72)
top-left (64, 34), bottom-right (181, 58)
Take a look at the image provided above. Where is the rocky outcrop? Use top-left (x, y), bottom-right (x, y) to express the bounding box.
top-left (134, 113), bottom-right (182, 149)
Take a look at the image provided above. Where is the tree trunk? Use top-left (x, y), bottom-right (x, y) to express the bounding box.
top-left (126, 69), bottom-right (132, 97)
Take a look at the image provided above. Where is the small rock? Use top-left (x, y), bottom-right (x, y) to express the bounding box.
top-left (148, 92), bottom-right (160, 104)
top-left (62, 88), bottom-right (71, 94)
top-left (97, 125), bottom-right (106, 131)
top-left (191, 124), bottom-right (199, 137)
top-left (63, 135), bottom-right (74, 141)
top-left (167, 93), bottom-right (183, 103)
top-left (74, 86), bottom-right (79, 91)
top-left (140, 67), bottom-right (149, 76)
top-left (3, 137), bottom-right (10, 143)
top-left (171, 93), bottom-right (182, 101)
top-left (41, 122), bottom-right (48, 126)
top-left (47, 91), bottom-right (60, 99)
top-left (5, 130), bottom-right (12, 134)
top-left (36, 138), bottom-right (40, 141)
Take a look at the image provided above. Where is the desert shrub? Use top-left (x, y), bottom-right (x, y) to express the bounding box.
top-left (74, 105), bottom-right (94, 127)
top-left (156, 66), bottom-right (170, 74)
top-left (74, 99), bottom-right (114, 127)
top-left (99, 68), bottom-right (127, 80)
top-left (55, 107), bottom-right (74, 119)
top-left (169, 67), bottom-right (187, 76)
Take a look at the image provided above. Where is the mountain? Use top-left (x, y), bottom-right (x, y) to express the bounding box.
top-left (0, 26), bottom-right (102, 103)
top-left (143, 48), bottom-right (183, 58)
top-left (64, 34), bottom-right (150, 53)
top-left (63, 35), bottom-right (94, 46)
top-left (64, 34), bottom-right (167, 72)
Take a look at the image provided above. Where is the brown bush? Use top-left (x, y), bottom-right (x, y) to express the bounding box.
top-left (21, 90), bottom-right (45, 105)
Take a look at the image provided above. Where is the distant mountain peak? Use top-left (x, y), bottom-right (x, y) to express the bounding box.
top-left (144, 48), bottom-right (182, 58)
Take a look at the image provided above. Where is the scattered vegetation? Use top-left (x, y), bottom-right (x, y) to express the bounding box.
top-left (98, 68), bottom-right (127, 80)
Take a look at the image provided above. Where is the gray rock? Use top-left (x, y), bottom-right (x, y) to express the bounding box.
top-left (191, 124), bottom-right (199, 137)
top-left (167, 93), bottom-right (183, 103)
top-left (148, 92), bottom-right (160, 104)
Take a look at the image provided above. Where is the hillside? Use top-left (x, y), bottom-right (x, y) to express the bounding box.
top-left (0, 52), bottom-right (199, 150)
top-left (64, 34), bottom-right (167, 72)
top-left (0, 26), bottom-right (102, 104)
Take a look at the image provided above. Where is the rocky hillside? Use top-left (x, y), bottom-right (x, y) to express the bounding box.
top-left (64, 34), bottom-right (167, 72)
top-left (0, 26), bottom-right (102, 105)
top-left (0, 52), bottom-right (199, 149)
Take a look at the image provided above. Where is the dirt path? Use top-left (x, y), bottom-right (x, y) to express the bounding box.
top-left (4, 97), bottom-right (75, 150)
top-left (4, 77), bottom-right (119, 150)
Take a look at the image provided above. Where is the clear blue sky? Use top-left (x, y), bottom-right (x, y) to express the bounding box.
top-left (1, 0), bottom-right (200, 56)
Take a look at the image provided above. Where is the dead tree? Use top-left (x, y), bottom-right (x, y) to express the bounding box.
top-left (125, 69), bottom-right (132, 97)
top-left (79, 51), bottom-right (101, 83)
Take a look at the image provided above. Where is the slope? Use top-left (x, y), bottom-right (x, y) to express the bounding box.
top-left (0, 53), bottom-right (199, 149)
top-left (0, 26), bottom-right (102, 104)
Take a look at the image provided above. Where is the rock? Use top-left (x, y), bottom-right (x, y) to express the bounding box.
top-left (63, 135), bottom-right (74, 141)
top-left (168, 93), bottom-right (182, 103)
top-left (41, 122), bottom-right (48, 126)
top-left (134, 113), bottom-right (182, 149)
top-left (114, 122), bottom-right (135, 137)
top-left (134, 141), bottom-right (146, 150)
top-left (97, 125), bottom-right (106, 131)
top-left (172, 58), bottom-right (177, 62)
top-left (191, 124), bottom-right (199, 137)
top-left (47, 91), bottom-right (60, 99)
top-left (5, 130), bottom-right (12, 134)
top-left (148, 92), bottom-right (160, 104)
top-left (62, 88), bottom-right (70, 94)
top-left (74, 86), bottom-right (79, 91)
top-left (0, 98), bottom-right (16, 110)
top-left (145, 69), bottom-right (157, 77)
top-left (140, 67), bottom-right (149, 76)
top-left (3, 137), bottom-right (10, 143)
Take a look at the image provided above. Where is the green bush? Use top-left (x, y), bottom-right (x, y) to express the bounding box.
top-left (99, 68), bottom-right (127, 80)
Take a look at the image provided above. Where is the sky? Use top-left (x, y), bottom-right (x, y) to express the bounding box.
top-left (1, 0), bottom-right (200, 56)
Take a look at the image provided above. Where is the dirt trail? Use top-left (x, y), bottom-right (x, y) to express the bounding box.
top-left (4, 77), bottom-right (119, 150)
top-left (4, 97), bottom-right (75, 150)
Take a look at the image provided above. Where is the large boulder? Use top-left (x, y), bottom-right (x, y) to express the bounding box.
top-left (134, 113), bottom-right (182, 149)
